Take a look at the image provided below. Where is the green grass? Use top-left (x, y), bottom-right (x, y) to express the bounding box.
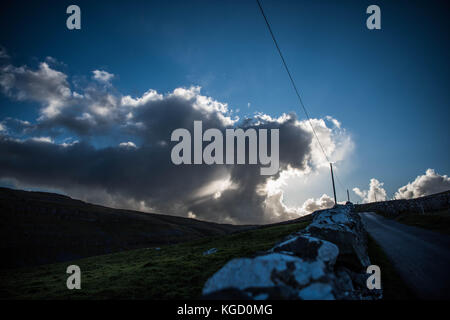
top-left (0, 221), bottom-right (309, 300)
top-left (394, 210), bottom-right (450, 235)
top-left (366, 235), bottom-right (416, 300)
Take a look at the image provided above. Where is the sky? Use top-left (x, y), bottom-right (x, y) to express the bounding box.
top-left (0, 0), bottom-right (449, 224)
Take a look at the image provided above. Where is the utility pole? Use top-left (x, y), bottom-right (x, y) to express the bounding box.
top-left (330, 163), bottom-right (337, 206)
top-left (347, 189), bottom-right (350, 203)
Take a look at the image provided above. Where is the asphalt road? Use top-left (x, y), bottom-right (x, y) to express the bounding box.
top-left (359, 212), bottom-right (450, 300)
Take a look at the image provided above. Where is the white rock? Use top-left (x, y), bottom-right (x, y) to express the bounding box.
top-left (317, 241), bottom-right (339, 265)
top-left (202, 253), bottom-right (327, 295)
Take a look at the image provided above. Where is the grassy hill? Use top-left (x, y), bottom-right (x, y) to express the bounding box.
top-left (0, 187), bottom-right (255, 268)
top-left (392, 209), bottom-right (450, 235)
top-left (0, 187), bottom-right (419, 300)
top-left (0, 221), bottom-right (310, 299)
top-left (0, 218), bottom-right (413, 300)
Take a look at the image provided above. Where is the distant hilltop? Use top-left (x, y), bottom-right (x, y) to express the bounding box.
top-left (0, 187), bottom-right (253, 268)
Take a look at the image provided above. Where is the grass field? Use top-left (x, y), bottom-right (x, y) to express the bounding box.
top-left (393, 210), bottom-right (450, 235)
top-left (0, 221), bottom-right (310, 299)
top-left (0, 215), bottom-right (416, 300)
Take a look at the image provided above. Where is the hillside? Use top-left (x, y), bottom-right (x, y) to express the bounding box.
top-left (0, 206), bottom-right (412, 300)
top-left (0, 221), bottom-right (310, 299)
top-left (0, 187), bottom-right (254, 268)
top-left (2, 187), bottom-right (447, 300)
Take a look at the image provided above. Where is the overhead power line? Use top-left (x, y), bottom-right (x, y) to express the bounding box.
top-left (256, 0), bottom-right (348, 201)
top-left (256, 0), bottom-right (330, 163)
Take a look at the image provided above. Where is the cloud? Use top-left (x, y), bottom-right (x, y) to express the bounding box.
top-left (92, 70), bottom-right (114, 83)
top-left (44, 56), bottom-right (67, 68)
top-left (354, 169), bottom-right (450, 204)
top-left (30, 136), bottom-right (53, 143)
top-left (0, 55), bottom-right (353, 224)
top-left (326, 116), bottom-right (341, 129)
top-left (300, 194), bottom-right (335, 213)
top-left (119, 141), bottom-right (137, 148)
top-left (353, 178), bottom-right (387, 203)
top-left (0, 62), bottom-right (72, 118)
top-left (0, 117), bottom-right (32, 135)
top-left (187, 211), bottom-right (197, 219)
top-left (395, 169), bottom-right (450, 199)
top-left (0, 46), bottom-right (9, 59)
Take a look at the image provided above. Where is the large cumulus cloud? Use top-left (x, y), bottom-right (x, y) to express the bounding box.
top-left (395, 169), bottom-right (450, 199)
top-left (300, 194), bottom-right (336, 213)
top-left (353, 169), bottom-right (450, 204)
top-left (353, 178), bottom-right (387, 203)
top-left (0, 56), bottom-right (351, 224)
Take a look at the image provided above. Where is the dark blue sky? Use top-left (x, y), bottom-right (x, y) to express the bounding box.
top-left (0, 0), bottom-right (449, 201)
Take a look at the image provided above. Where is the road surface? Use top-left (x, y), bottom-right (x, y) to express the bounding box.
top-left (359, 212), bottom-right (450, 300)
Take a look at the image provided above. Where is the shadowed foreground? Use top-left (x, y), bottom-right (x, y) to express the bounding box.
top-left (0, 187), bottom-right (254, 268)
top-left (0, 222), bottom-right (309, 299)
top-left (360, 212), bottom-right (450, 299)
